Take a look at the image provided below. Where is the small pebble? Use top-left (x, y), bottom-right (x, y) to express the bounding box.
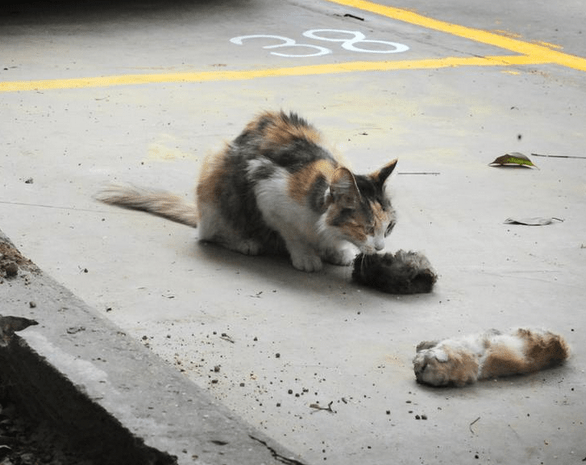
top-left (4, 262), bottom-right (18, 278)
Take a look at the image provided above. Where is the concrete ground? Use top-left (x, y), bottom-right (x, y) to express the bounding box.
top-left (2, 0), bottom-right (586, 463)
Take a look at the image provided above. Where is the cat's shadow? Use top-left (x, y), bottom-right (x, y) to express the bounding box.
top-left (193, 240), bottom-right (355, 295)
top-left (187, 240), bottom-right (439, 312)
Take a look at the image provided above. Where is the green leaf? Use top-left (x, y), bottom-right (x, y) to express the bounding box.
top-left (489, 152), bottom-right (537, 168)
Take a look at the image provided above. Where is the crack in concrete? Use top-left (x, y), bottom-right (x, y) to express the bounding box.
top-left (249, 435), bottom-right (309, 465)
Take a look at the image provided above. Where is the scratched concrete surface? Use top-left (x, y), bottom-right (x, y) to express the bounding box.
top-left (1, 0), bottom-right (586, 463)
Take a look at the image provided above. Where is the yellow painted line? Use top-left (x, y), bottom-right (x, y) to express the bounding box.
top-left (1, 0), bottom-right (584, 93)
top-left (326, 0), bottom-right (586, 72)
top-left (0, 55), bottom-right (550, 93)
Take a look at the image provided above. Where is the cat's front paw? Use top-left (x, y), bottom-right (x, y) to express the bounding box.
top-left (413, 346), bottom-right (479, 387)
top-left (291, 252), bottom-right (323, 272)
top-left (323, 246), bottom-right (356, 266)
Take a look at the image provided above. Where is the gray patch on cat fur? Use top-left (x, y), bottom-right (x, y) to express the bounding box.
top-left (352, 250), bottom-right (437, 294)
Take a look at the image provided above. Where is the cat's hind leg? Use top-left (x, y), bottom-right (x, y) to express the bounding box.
top-left (197, 203), bottom-right (262, 255)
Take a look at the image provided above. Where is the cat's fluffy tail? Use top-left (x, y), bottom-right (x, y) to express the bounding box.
top-left (96, 184), bottom-right (198, 227)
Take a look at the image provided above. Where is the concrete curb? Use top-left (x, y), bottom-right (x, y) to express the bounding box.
top-left (0, 229), bottom-right (308, 465)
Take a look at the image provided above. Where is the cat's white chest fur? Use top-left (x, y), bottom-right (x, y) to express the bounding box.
top-left (251, 165), bottom-right (347, 271)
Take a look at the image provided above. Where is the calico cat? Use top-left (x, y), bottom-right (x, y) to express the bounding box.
top-left (413, 328), bottom-right (570, 387)
top-left (97, 111), bottom-right (398, 272)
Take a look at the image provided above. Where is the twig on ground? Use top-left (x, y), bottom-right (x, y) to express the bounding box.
top-left (309, 401), bottom-right (336, 414)
top-left (469, 416), bottom-right (481, 435)
top-left (531, 153), bottom-right (586, 159)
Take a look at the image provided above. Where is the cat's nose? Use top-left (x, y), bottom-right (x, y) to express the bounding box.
top-left (374, 239), bottom-right (385, 251)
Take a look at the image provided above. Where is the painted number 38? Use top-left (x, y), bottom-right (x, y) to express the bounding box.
top-left (230, 29), bottom-right (409, 57)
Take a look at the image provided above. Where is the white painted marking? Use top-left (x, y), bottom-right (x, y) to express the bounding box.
top-left (303, 29), bottom-right (410, 53)
top-left (230, 34), bottom-right (331, 57)
top-left (230, 29), bottom-right (409, 57)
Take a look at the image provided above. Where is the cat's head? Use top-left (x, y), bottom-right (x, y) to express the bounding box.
top-left (413, 344), bottom-right (479, 387)
top-left (323, 159), bottom-right (397, 254)
top-left (413, 345), bottom-right (451, 386)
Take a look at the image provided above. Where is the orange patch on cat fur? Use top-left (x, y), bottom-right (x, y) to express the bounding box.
top-left (262, 111), bottom-right (322, 148)
top-left (519, 328), bottom-right (570, 369)
top-left (288, 159), bottom-right (337, 205)
top-left (440, 347), bottom-right (480, 386)
top-left (327, 206), bottom-right (370, 247)
top-left (482, 329), bottom-right (570, 379)
top-left (337, 216), bottom-right (367, 244)
top-left (197, 146), bottom-right (229, 205)
top-left (480, 344), bottom-right (527, 379)
top-left (370, 201), bottom-right (389, 230)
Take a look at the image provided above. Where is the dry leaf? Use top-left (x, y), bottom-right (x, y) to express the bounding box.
top-left (504, 217), bottom-right (563, 226)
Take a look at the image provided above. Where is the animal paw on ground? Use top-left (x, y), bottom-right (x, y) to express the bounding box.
top-left (291, 253), bottom-right (323, 272)
top-left (323, 247), bottom-right (356, 266)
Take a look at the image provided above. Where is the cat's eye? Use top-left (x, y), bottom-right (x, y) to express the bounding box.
top-left (385, 220), bottom-right (396, 237)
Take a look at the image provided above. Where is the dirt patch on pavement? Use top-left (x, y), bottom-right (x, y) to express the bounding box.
top-left (0, 241), bottom-right (39, 281)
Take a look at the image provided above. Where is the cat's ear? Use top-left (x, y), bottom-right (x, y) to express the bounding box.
top-left (371, 159), bottom-right (398, 185)
top-left (330, 167), bottom-right (361, 209)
